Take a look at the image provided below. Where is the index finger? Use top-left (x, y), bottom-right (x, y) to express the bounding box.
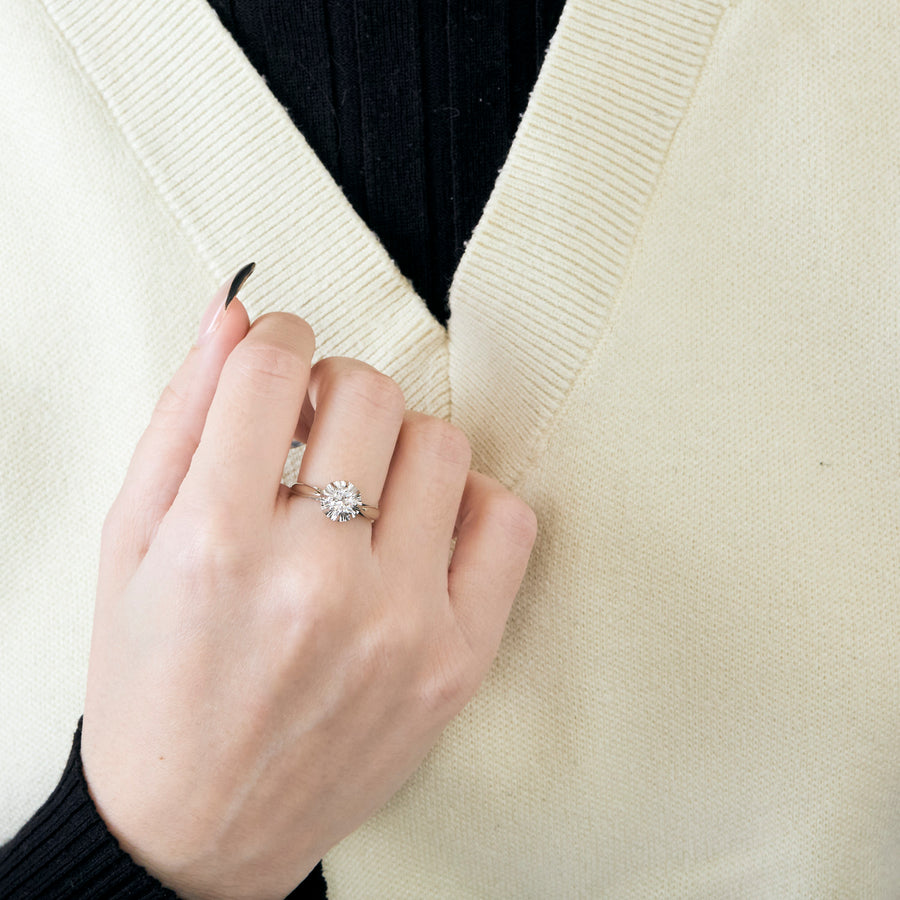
top-left (179, 311), bottom-right (316, 522)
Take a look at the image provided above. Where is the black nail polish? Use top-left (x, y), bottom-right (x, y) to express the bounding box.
top-left (225, 261), bottom-right (256, 309)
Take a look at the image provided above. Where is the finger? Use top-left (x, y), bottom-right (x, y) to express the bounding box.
top-left (290, 357), bottom-right (405, 532)
top-left (101, 267), bottom-right (253, 584)
top-left (373, 411), bottom-right (471, 584)
top-left (176, 310), bottom-right (315, 522)
top-left (447, 471), bottom-right (538, 665)
top-left (290, 392), bottom-right (315, 446)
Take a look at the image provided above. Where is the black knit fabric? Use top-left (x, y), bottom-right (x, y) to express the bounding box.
top-left (0, 719), bottom-right (179, 899)
top-left (0, 718), bottom-right (329, 898)
top-left (0, 3), bottom-right (566, 896)
top-left (206, 0), bottom-right (566, 325)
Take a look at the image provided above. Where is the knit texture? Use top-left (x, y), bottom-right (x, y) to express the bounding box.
top-left (3, 0), bottom-right (900, 896)
top-left (0, 719), bottom-right (179, 899)
top-left (204, 0), bottom-right (566, 323)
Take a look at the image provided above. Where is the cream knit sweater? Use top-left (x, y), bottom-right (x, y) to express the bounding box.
top-left (2, 0), bottom-right (899, 896)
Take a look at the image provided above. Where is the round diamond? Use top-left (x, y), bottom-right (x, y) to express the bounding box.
top-left (319, 480), bottom-right (362, 522)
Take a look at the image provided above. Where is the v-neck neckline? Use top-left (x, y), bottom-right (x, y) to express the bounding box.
top-left (40, 0), bottom-right (731, 485)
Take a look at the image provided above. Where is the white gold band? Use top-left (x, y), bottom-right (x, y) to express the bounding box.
top-left (288, 480), bottom-right (380, 523)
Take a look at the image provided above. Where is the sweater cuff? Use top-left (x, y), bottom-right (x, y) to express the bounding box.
top-left (0, 716), bottom-right (179, 899)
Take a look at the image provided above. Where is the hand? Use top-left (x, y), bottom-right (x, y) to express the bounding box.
top-left (80, 268), bottom-right (537, 900)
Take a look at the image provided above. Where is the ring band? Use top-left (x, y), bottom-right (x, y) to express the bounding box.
top-left (289, 480), bottom-right (380, 523)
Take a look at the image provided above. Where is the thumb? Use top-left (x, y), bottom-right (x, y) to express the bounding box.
top-left (99, 263), bottom-right (255, 589)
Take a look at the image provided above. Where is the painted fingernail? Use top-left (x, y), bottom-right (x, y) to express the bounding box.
top-left (198, 261), bottom-right (256, 346)
top-left (225, 261), bottom-right (256, 309)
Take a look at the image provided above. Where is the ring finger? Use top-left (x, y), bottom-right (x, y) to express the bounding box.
top-left (285, 357), bottom-right (406, 539)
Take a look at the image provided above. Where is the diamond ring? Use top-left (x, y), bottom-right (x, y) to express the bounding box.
top-left (288, 480), bottom-right (381, 523)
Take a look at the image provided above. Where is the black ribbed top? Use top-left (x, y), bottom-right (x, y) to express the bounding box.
top-left (0, 2), bottom-right (565, 896)
top-left (206, 0), bottom-right (565, 324)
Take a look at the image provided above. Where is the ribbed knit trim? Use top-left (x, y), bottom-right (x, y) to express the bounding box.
top-left (0, 718), bottom-right (179, 899)
top-left (449, 0), bottom-right (732, 484)
top-left (37, 0), bottom-right (731, 482)
top-left (38, 0), bottom-right (450, 419)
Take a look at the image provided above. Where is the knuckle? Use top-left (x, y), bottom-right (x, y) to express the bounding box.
top-left (166, 513), bottom-right (248, 579)
top-left (487, 493), bottom-right (538, 550)
top-left (167, 520), bottom-right (219, 574)
top-left (231, 341), bottom-right (306, 394)
top-left (408, 415), bottom-right (471, 469)
top-left (419, 652), bottom-right (475, 716)
top-left (154, 380), bottom-right (191, 420)
top-left (253, 311), bottom-right (316, 348)
top-left (330, 367), bottom-right (405, 419)
top-left (368, 601), bottom-right (428, 673)
top-left (297, 562), bottom-right (352, 620)
top-left (351, 618), bottom-right (400, 683)
top-left (266, 561), bottom-right (332, 638)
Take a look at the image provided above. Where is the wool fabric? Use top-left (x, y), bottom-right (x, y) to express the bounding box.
top-left (1, 0), bottom-right (899, 896)
top-left (2, 2), bottom-right (570, 894)
top-left (203, 0), bottom-right (566, 323)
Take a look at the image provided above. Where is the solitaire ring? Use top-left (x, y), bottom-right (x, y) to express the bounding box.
top-left (288, 480), bottom-right (380, 523)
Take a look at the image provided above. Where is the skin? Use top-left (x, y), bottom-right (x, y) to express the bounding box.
top-left (80, 275), bottom-right (538, 900)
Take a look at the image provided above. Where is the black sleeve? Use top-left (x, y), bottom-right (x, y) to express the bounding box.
top-left (0, 717), bottom-right (180, 899)
top-left (0, 718), bottom-right (329, 899)
top-left (0, 719), bottom-right (326, 900)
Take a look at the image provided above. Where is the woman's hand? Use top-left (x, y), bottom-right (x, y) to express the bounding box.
top-left (80, 267), bottom-right (537, 900)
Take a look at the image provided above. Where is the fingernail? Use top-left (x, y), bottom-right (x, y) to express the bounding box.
top-left (197, 261), bottom-right (256, 346)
